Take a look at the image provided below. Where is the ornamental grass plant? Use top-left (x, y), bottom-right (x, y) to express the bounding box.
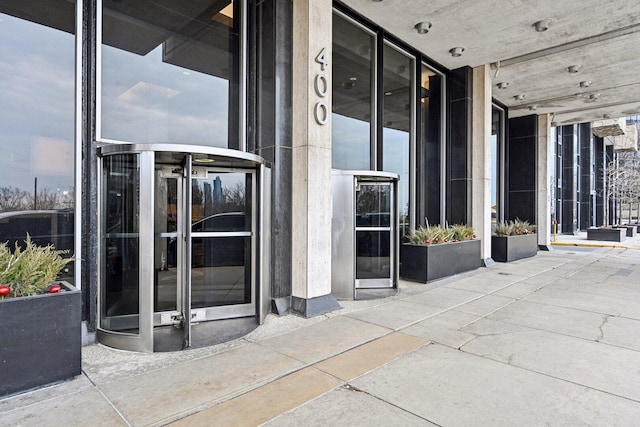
top-left (0, 235), bottom-right (72, 298)
top-left (409, 223), bottom-right (476, 245)
top-left (494, 219), bottom-right (536, 236)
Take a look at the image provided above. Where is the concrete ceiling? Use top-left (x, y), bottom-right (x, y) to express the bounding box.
top-left (340, 0), bottom-right (640, 125)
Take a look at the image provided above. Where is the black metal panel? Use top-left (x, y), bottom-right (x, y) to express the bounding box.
top-left (561, 125), bottom-right (577, 233)
top-left (446, 67), bottom-right (472, 225)
top-left (595, 137), bottom-right (605, 226)
top-left (578, 123), bottom-right (593, 230)
top-left (506, 115), bottom-right (536, 223)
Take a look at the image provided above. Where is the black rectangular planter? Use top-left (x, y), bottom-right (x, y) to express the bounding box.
top-left (586, 228), bottom-right (626, 242)
top-left (0, 281), bottom-right (81, 397)
top-left (400, 239), bottom-right (481, 283)
top-left (619, 226), bottom-right (637, 237)
top-left (491, 233), bottom-right (538, 262)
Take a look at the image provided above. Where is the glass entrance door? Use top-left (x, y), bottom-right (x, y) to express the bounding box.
top-left (98, 145), bottom-right (269, 353)
top-left (355, 181), bottom-right (394, 288)
top-left (152, 165), bottom-right (256, 350)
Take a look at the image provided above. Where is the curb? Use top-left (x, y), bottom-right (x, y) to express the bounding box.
top-left (551, 241), bottom-right (639, 250)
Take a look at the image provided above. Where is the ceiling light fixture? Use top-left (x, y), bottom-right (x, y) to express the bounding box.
top-left (449, 47), bottom-right (464, 57)
top-left (496, 82), bottom-right (509, 89)
top-left (603, 114), bottom-right (612, 119)
top-left (567, 65), bottom-right (581, 73)
top-left (193, 158), bottom-right (215, 164)
top-left (514, 94), bottom-right (525, 101)
top-left (579, 80), bottom-right (591, 88)
top-left (533, 19), bottom-right (551, 32)
top-left (529, 105), bottom-right (538, 111)
top-left (415, 21), bottom-right (432, 34)
top-left (587, 93), bottom-right (601, 101)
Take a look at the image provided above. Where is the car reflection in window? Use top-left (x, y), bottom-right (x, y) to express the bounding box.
top-left (176, 212), bottom-right (248, 268)
top-left (0, 210), bottom-right (74, 280)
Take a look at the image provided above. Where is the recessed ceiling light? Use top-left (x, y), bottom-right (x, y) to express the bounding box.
top-left (514, 94), bottom-right (525, 101)
top-left (193, 158), bottom-right (215, 164)
top-left (533, 19), bottom-right (551, 32)
top-left (603, 114), bottom-right (612, 119)
top-left (449, 47), bottom-right (464, 57)
top-left (415, 21), bottom-right (432, 34)
top-left (385, 91), bottom-right (393, 96)
top-left (496, 82), bottom-right (509, 89)
top-left (349, 76), bottom-right (357, 81)
top-left (567, 65), bottom-right (581, 73)
top-left (579, 80), bottom-right (591, 88)
top-left (529, 105), bottom-right (538, 111)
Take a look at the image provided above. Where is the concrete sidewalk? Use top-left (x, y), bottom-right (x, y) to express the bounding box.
top-left (552, 229), bottom-right (640, 249)
top-left (2, 247), bottom-right (640, 426)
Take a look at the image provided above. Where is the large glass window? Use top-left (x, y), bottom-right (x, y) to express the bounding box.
top-left (332, 13), bottom-right (374, 170)
top-left (491, 105), bottom-right (505, 229)
top-left (0, 1), bottom-right (77, 283)
top-left (100, 0), bottom-right (241, 148)
top-left (382, 43), bottom-right (414, 236)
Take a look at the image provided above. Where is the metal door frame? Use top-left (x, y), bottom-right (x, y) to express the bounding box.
top-left (97, 144), bottom-right (270, 353)
top-left (354, 179), bottom-right (395, 289)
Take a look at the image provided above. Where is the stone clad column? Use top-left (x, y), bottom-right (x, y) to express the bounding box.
top-left (537, 114), bottom-right (553, 249)
top-left (471, 65), bottom-right (493, 264)
top-left (290, 0), bottom-right (339, 316)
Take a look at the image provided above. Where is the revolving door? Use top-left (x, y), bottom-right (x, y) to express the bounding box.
top-left (97, 144), bottom-right (271, 352)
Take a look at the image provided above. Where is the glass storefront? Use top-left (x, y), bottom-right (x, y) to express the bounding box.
top-left (0, 1), bottom-right (77, 284)
top-left (382, 42), bottom-right (414, 237)
top-left (332, 13), bottom-right (374, 170)
top-left (491, 105), bottom-right (505, 229)
top-left (332, 9), bottom-right (445, 234)
top-left (100, 0), bottom-right (241, 148)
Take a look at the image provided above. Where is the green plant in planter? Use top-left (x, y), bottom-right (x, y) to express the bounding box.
top-left (409, 224), bottom-right (476, 245)
top-left (494, 219), bottom-right (536, 236)
top-left (0, 235), bottom-right (72, 298)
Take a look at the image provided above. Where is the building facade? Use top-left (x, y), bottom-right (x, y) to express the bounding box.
top-left (1, 0), bottom-right (636, 352)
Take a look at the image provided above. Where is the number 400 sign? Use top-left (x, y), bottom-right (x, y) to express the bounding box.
top-left (314, 48), bottom-right (329, 125)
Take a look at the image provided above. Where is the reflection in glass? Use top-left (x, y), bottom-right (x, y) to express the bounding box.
top-left (382, 43), bottom-right (413, 237)
top-left (191, 172), bottom-right (251, 230)
top-left (101, 0), bottom-right (240, 148)
top-left (191, 171), bottom-right (252, 308)
top-left (154, 174), bottom-right (178, 312)
top-left (356, 185), bottom-right (391, 227)
top-left (332, 13), bottom-right (374, 170)
top-left (191, 237), bottom-right (251, 307)
top-left (356, 184), bottom-right (392, 280)
top-left (421, 65), bottom-right (443, 225)
top-left (0, 2), bottom-right (76, 283)
top-left (102, 155), bottom-right (140, 333)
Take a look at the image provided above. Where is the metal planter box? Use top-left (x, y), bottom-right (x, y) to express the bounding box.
top-left (491, 234), bottom-right (538, 263)
top-left (586, 228), bottom-right (626, 242)
top-left (400, 240), bottom-right (481, 283)
top-left (0, 281), bottom-right (81, 397)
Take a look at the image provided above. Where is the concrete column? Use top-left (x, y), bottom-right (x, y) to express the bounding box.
top-left (471, 65), bottom-right (492, 264)
top-left (537, 114), bottom-right (553, 250)
top-left (290, 0), bottom-right (339, 317)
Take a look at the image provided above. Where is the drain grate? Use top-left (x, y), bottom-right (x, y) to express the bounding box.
top-left (498, 272), bottom-right (511, 275)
